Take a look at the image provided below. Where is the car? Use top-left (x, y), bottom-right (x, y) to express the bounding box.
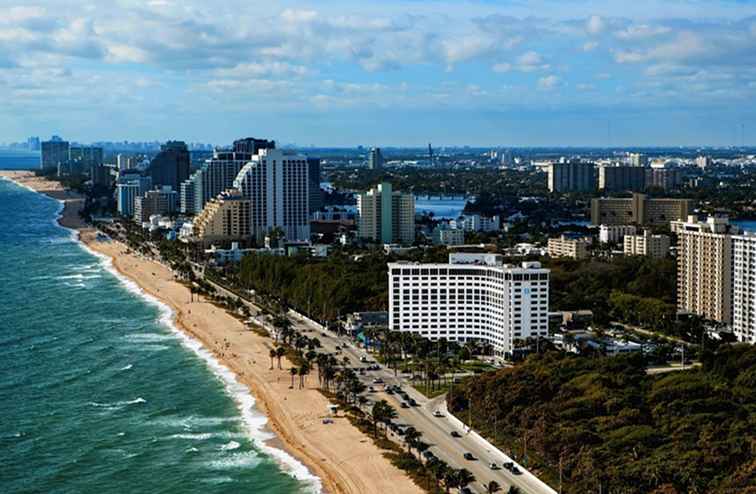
top-left (368, 386), bottom-right (375, 392)
top-left (334, 345), bottom-right (341, 350)
top-left (511, 466), bottom-right (521, 475)
top-left (372, 378), bottom-right (384, 384)
top-left (385, 388), bottom-right (394, 395)
top-left (400, 402), bottom-right (410, 408)
top-left (451, 431), bottom-right (462, 438)
top-left (408, 398), bottom-right (418, 407)
top-left (433, 410), bottom-right (443, 417)
top-left (489, 462), bottom-right (499, 470)
top-left (503, 461), bottom-right (514, 471)
top-left (422, 451), bottom-right (435, 460)
top-left (463, 452), bottom-right (476, 461)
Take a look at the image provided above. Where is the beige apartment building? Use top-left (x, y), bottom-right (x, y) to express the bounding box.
top-left (591, 193), bottom-right (691, 227)
top-left (357, 182), bottom-right (415, 245)
top-left (193, 188), bottom-right (251, 245)
top-left (623, 230), bottom-right (670, 259)
top-left (676, 216), bottom-right (737, 324)
top-left (547, 235), bottom-right (590, 260)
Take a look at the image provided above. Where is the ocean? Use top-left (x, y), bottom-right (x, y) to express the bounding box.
top-left (0, 178), bottom-right (317, 492)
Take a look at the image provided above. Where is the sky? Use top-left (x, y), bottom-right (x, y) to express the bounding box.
top-left (1, 0), bottom-right (756, 147)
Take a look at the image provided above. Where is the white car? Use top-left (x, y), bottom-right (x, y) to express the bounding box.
top-left (433, 410), bottom-right (443, 417)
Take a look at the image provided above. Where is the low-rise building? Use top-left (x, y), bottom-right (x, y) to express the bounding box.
top-left (454, 214), bottom-right (501, 232)
top-left (624, 230), bottom-right (671, 258)
top-left (599, 224), bottom-right (637, 244)
top-left (432, 226), bottom-right (465, 246)
top-left (547, 235), bottom-right (590, 259)
top-left (205, 242), bottom-right (254, 265)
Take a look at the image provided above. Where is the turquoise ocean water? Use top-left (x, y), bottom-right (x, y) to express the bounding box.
top-left (0, 177), bottom-right (318, 493)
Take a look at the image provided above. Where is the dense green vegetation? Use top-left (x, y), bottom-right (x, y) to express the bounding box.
top-left (449, 346), bottom-right (756, 494)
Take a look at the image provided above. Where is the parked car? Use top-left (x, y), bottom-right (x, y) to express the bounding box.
top-left (489, 462), bottom-right (499, 470)
top-left (400, 402), bottom-right (410, 408)
top-left (512, 466), bottom-right (521, 475)
top-left (451, 431), bottom-right (462, 438)
top-left (463, 452), bottom-right (476, 461)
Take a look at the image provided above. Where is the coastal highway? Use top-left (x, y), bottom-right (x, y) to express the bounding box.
top-left (200, 275), bottom-right (556, 494)
top-left (287, 314), bottom-right (557, 494)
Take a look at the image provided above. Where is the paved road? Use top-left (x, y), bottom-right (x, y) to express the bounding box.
top-left (202, 275), bottom-right (556, 494)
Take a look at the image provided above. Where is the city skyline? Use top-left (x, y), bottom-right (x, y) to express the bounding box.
top-left (1, 1), bottom-right (756, 146)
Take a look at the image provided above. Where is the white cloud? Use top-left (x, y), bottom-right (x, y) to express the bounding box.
top-left (586, 15), bottom-right (605, 35)
top-left (615, 24), bottom-right (671, 40)
top-left (492, 62), bottom-right (512, 73)
top-left (538, 75), bottom-right (560, 90)
top-left (583, 41), bottom-right (599, 52)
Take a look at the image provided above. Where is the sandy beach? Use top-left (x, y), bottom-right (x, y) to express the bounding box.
top-left (0, 170), bottom-right (421, 494)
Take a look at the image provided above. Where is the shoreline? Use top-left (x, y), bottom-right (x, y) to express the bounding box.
top-left (0, 170), bottom-right (421, 494)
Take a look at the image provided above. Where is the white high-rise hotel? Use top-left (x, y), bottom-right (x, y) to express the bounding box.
top-left (388, 253), bottom-right (550, 356)
top-left (234, 148), bottom-right (310, 242)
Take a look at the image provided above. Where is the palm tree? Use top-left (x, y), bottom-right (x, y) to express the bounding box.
top-left (404, 426), bottom-right (422, 455)
top-left (486, 480), bottom-right (501, 493)
top-left (443, 468), bottom-right (458, 494)
top-left (275, 346), bottom-right (286, 369)
top-left (269, 348), bottom-right (276, 370)
top-left (289, 367), bottom-right (297, 388)
top-left (455, 469), bottom-right (475, 493)
top-left (298, 362), bottom-right (310, 389)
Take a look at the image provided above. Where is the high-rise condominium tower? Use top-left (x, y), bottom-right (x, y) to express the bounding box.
top-left (233, 148), bottom-right (310, 243)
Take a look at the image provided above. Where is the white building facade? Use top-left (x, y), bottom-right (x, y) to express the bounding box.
top-left (388, 253), bottom-right (550, 356)
top-left (599, 224), bottom-right (637, 244)
top-left (233, 148), bottom-right (310, 243)
top-left (733, 233), bottom-right (756, 344)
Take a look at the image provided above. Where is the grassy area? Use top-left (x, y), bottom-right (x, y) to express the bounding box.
top-left (413, 382), bottom-right (452, 399)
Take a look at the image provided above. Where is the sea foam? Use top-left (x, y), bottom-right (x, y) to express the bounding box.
top-left (78, 242), bottom-right (323, 493)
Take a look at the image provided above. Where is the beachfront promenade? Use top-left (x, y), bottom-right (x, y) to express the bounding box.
top-left (201, 273), bottom-right (557, 494)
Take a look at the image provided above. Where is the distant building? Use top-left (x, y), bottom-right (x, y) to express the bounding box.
top-left (27, 136), bottom-right (40, 151)
top-left (69, 146), bottom-right (103, 169)
top-left (628, 153), bottom-right (648, 167)
top-left (454, 214), bottom-right (501, 232)
top-left (547, 161), bottom-right (596, 193)
top-left (116, 174), bottom-right (152, 217)
top-left (623, 230), bottom-right (670, 258)
top-left (733, 233), bottom-right (756, 344)
top-left (645, 168), bottom-right (682, 191)
top-left (695, 156), bottom-right (713, 170)
top-left (357, 182), bottom-right (415, 245)
top-left (41, 139), bottom-right (70, 170)
top-left (547, 235), bottom-right (590, 259)
top-left (234, 148), bottom-right (310, 242)
top-left (368, 147), bottom-right (384, 170)
top-left (134, 187), bottom-right (177, 223)
top-left (193, 188), bottom-right (251, 244)
top-left (432, 226), bottom-right (465, 246)
top-left (307, 157), bottom-right (323, 213)
top-left (598, 165), bottom-right (645, 192)
top-left (90, 164), bottom-right (112, 187)
top-left (147, 141), bottom-right (190, 190)
top-left (599, 224), bottom-right (637, 244)
top-left (205, 242), bottom-right (254, 265)
top-left (232, 137), bottom-right (275, 155)
top-left (677, 216), bottom-right (739, 324)
top-left (388, 254), bottom-right (550, 356)
top-left (591, 193), bottom-right (691, 227)
top-left (181, 148), bottom-right (254, 215)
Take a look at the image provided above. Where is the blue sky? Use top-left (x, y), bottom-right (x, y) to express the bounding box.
top-left (1, 0), bottom-right (756, 147)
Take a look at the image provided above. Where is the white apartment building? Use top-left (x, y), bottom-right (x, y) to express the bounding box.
top-left (233, 148), bottom-right (310, 243)
top-left (624, 230), bottom-right (670, 259)
top-left (599, 224), bottom-right (637, 244)
top-left (388, 253), bottom-right (550, 356)
top-left (454, 214), bottom-right (501, 232)
top-left (733, 233), bottom-right (756, 344)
